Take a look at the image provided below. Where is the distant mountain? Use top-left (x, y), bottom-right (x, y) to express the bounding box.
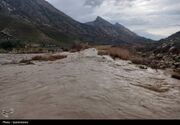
top-left (86, 16), bottom-right (113, 27)
top-left (0, 0), bottom-right (152, 48)
top-left (86, 16), bottom-right (151, 44)
top-left (86, 16), bottom-right (136, 37)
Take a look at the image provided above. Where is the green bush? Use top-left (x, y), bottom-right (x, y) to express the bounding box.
top-left (0, 40), bottom-right (25, 51)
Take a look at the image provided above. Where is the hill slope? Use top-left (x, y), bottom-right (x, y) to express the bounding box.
top-left (136, 31), bottom-right (180, 69)
top-left (0, 0), bottom-right (152, 48)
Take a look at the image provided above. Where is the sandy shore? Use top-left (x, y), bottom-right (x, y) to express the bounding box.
top-left (0, 49), bottom-right (180, 119)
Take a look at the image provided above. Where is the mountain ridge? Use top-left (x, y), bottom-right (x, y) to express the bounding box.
top-left (86, 16), bottom-right (151, 44)
top-left (0, 0), bottom-right (153, 48)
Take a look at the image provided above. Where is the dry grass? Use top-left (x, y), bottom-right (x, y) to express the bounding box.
top-left (32, 54), bottom-right (67, 61)
top-left (96, 45), bottom-right (111, 56)
top-left (70, 43), bottom-right (90, 52)
top-left (95, 45), bottom-right (162, 69)
top-left (98, 50), bottom-right (109, 56)
top-left (96, 45), bottom-right (133, 60)
top-left (19, 59), bottom-right (34, 65)
top-left (95, 45), bottom-right (112, 51)
top-left (108, 47), bottom-right (131, 60)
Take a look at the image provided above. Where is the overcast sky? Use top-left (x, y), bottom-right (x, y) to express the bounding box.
top-left (46, 0), bottom-right (180, 40)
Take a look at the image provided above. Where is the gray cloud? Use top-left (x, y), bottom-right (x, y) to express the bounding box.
top-left (84, 0), bottom-right (104, 7)
top-left (46, 0), bottom-right (180, 40)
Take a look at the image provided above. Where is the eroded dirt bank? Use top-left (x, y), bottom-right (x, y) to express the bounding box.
top-left (0, 49), bottom-right (180, 119)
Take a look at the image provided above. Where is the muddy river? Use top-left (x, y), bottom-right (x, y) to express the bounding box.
top-left (0, 48), bottom-right (180, 119)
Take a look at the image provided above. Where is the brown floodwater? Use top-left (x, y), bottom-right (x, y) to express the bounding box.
top-left (0, 48), bottom-right (180, 119)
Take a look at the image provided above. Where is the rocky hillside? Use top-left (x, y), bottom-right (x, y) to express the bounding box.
top-left (138, 31), bottom-right (180, 69)
top-left (0, 0), bottom-right (85, 46)
top-left (155, 31), bottom-right (180, 54)
top-left (0, 0), bottom-right (152, 49)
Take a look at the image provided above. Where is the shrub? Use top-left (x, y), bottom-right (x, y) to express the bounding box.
top-left (19, 59), bottom-right (34, 65)
top-left (32, 54), bottom-right (67, 61)
top-left (70, 41), bottom-right (90, 52)
top-left (172, 72), bottom-right (180, 80)
top-left (131, 58), bottom-right (146, 65)
top-left (108, 47), bottom-right (131, 60)
top-left (0, 49), bottom-right (6, 53)
top-left (96, 46), bottom-right (132, 60)
top-left (0, 40), bottom-right (25, 51)
top-left (0, 41), bottom-right (14, 51)
top-left (97, 50), bottom-right (109, 56)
